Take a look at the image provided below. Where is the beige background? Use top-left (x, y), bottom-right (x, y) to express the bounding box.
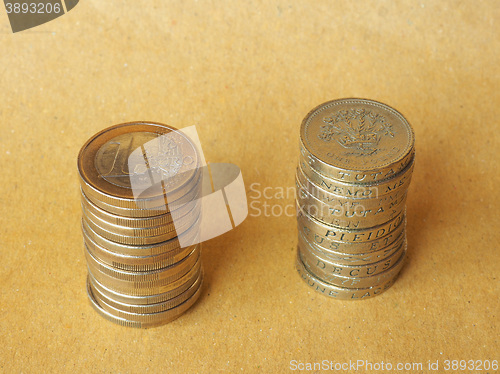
top-left (0, 1), bottom-right (498, 373)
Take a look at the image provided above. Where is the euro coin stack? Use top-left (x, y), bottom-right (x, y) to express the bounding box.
top-left (77, 122), bottom-right (203, 328)
top-left (295, 99), bottom-right (415, 300)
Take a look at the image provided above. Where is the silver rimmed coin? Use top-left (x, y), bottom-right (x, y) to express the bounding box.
top-left (295, 252), bottom-right (399, 300)
top-left (89, 270), bottom-right (203, 314)
top-left (83, 228), bottom-right (197, 272)
top-left (299, 98), bottom-right (415, 183)
top-left (87, 254), bottom-right (202, 296)
top-left (81, 218), bottom-right (199, 257)
top-left (85, 243), bottom-right (200, 283)
top-left (81, 191), bottom-right (201, 228)
top-left (82, 198), bottom-right (197, 238)
top-left (81, 171), bottom-right (202, 218)
top-left (78, 121), bottom-right (201, 213)
top-left (88, 264), bottom-right (201, 305)
top-left (82, 208), bottom-right (198, 245)
top-left (87, 273), bottom-right (203, 328)
top-left (78, 122), bottom-right (206, 326)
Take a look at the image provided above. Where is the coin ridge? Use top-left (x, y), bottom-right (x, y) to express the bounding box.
top-left (298, 213), bottom-right (406, 254)
top-left (85, 243), bottom-right (200, 283)
top-left (299, 237), bottom-right (405, 279)
top-left (86, 273), bottom-right (203, 328)
top-left (89, 270), bottom-right (203, 314)
top-left (83, 230), bottom-right (197, 272)
top-left (297, 159), bottom-right (414, 200)
top-left (79, 173), bottom-right (202, 217)
top-left (81, 190), bottom-right (201, 228)
top-left (295, 177), bottom-right (407, 228)
top-left (88, 265), bottom-right (202, 305)
top-left (298, 229), bottom-right (406, 266)
top-left (295, 252), bottom-right (399, 300)
top-left (81, 218), bottom-right (198, 257)
top-left (296, 202), bottom-right (405, 243)
top-left (87, 259), bottom-right (202, 296)
top-left (299, 243), bottom-right (406, 288)
top-left (82, 200), bottom-right (197, 238)
top-left (89, 276), bottom-right (203, 323)
top-left (82, 211), bottom-right (197, 245)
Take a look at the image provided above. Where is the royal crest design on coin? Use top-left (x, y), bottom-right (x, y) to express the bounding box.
top-left (300, 98), bottom-right (414, 178)
top-left (318, 108), bottom-right (394, 155)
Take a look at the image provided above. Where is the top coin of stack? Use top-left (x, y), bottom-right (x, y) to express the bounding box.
top-left (295, 98), bottom-right (415, 300)
top-left (77, 122), bottom-right (204, 328)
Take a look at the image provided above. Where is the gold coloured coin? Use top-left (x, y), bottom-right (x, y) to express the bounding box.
top-left (295, 252), bottom-right (399, 300)
top-left (295, 175), bottom-right (407, 229)
top-left (299, 239), bottom-right (406, 286)
top-left (296, 202), bottom-right (405, 244)
top-left (300, 99), bottom-right (415, 183)
top-left (298, 229), bottom-right (406, 266)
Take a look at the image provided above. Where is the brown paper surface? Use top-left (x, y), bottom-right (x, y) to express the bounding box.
top-left (0, 1), bottom-right (498, 373)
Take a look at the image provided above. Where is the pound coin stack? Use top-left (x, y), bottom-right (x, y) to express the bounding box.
top-left (295, 99), bottom-right (415, 300)
top-left (77, 122), bottom-right (203, 327)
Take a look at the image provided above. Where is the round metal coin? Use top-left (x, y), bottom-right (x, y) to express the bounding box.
top-left (300, 98), bottom-right (415, 183)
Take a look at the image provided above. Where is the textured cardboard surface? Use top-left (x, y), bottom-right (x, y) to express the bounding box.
top-left (0, 1), bottom-right (498, 373)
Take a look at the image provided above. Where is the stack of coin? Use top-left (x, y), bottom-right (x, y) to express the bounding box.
top-left (295, 99), bottom-right (415, 300)
top-left (77, 122), bottom-right (203, 327)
